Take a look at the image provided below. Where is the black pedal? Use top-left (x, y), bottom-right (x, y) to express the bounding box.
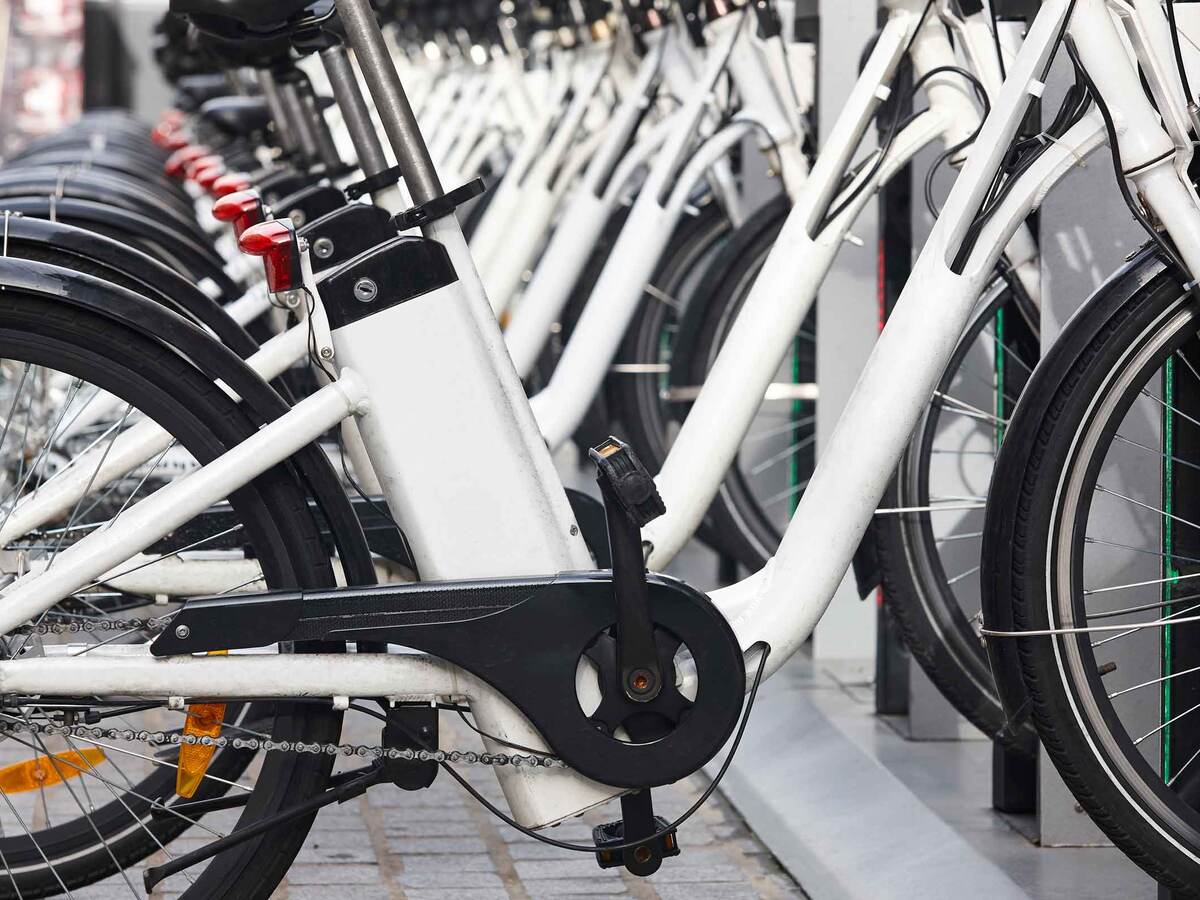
top-left (381, 704), bottom-right (438, 791)
top-left (588, 437), bottom-right (664, 527)
top-left (593, 790), bottom-right (679, 876)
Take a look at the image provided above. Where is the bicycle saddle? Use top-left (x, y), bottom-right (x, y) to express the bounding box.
top-left (193, 28), bottom-right (294, 71)
top-left (198, 96), bottom-right (272, 138)
top-left (171, 0), bottom-right (335, 40)
top-left (174, 73), bottom-right (233, 111)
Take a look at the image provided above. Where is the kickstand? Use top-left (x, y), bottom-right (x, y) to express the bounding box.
top-left (143, 763), bottom-right (385, 892)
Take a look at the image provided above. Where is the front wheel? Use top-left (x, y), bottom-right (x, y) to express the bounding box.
top-left (984, 256), bottom-right (1200, 892)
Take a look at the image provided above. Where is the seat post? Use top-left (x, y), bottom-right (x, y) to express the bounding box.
top-left (335, 0), bottom-right (442, 206)
top-left (277, 76), bottom-right (323, 166)
top-left (319, 44), bottom-right (389, 179)
top-left (257, 68), bottom-right (299, 154)
top-left (298, 76), bottom-right (345, 170)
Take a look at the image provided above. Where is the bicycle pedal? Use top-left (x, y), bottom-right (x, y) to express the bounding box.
top-left (589, 436), bottom-right (665, 528)
top-left (592, 814), bottom-right (680, 876)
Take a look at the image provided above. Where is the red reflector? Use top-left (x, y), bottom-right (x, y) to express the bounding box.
top-left (212, 173), bottom-right (252, 197)
top-left (196, 164), bottom-right (226, 193)
top-left (212, 189), bottom-right (265, 239)
top-left (151, 123), bottom-right (182, 149)
top-left (164, 145), bottom-right (209, 178)
top-left (239, 220), bottom-right (301, 293)
top-left (185, 154), bottom-right (223, 181)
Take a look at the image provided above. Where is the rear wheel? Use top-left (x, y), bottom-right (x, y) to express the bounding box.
top-left (877, 281), bottom-right (1040, 752)
top-left (632, 195), bottom-right (812, 569)
top-left (0, 294), bottom-right (339, 898)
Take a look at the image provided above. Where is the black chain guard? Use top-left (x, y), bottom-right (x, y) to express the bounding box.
top-left (152, 571), bottom-right (746, 788)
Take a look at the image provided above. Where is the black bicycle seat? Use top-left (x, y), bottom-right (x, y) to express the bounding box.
top-left (193, 27), bottom-right (294, 70)
top-left (171, 0), bottom-right (334, 40)
top-left (175, 73), bottom-right (233, 111)
top-left (199, 95), bottom-right (272, 137)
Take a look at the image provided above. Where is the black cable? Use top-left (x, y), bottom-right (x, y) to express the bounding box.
top-left (952, 70), bottom-right (1091, 234)
top-left (986, 0), bottom-right (1006, 84)
top-left (1167, 0), bottom-right (1194, 107)
top-left (950, 0), bottom-right (1081, 271)
top-left (1064, 37), bottom-right (1199, 300)
top-left (824, 65), bottom-right (990, 232)
top-left (808, 0), bottom-right (935, 234)
top-left (438, 645), bottom-right (769, 856)
top-left (452, 708), bottom-right (560, 759)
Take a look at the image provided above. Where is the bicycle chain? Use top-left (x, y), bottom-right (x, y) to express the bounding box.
top-left (4, 617), bottom-right (566, 769)
top-left (17, 615), bottom-right (176, 635)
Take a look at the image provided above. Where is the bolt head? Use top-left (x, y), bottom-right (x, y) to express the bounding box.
top-left (313, 236), bottom-right (334, 259)
top-left (319, 346), bottom-right (335, 360)
top-left (174, 624), bottom-right (191, 640)
top-left (628, 668), bottom-right (657, 696)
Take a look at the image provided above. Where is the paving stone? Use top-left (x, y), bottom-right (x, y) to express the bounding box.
top-left (502, 821), bottom-right (594, 843)
top-left (285, 863), bottom-right (388, 885)
top-left (403, 890), bottom-right (509, 900)
top-left (285, 887), bottom-right (393, 900)
top-left (398, 869), bottom-right (506, 889)
top-left (399, 852), bottom-right (498, 872)
top-left (514, 858), bottom-right (623, 880)
top-left (302, 829), bottom-right (377, 849)
top-left (522, 878), bottom-right (631, 896)
top-left (506, 840), bottom-right (583, 860)
top-left (646, 864), bottom-right (746, 884)
top-left (294, 843), bottom-right (379, 864)
top-left (653, 885), bottom-right (760, 900)
top-left (384, 819), bottom-right (481, 837)
top-left (386, 835), bottom-right (490, 855)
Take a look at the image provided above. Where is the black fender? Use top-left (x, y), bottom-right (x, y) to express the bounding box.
top-left (12, 148), bottom-right (187, 200)
top-left (0, 257), bottom-right (375, 588)
top-left (0, 196), bottom-right (240, 300)
top-left (982, 242), bottom-right (1168, 730)
top-left (0, 169), bottom-right (205, 245)
top-left (0, 215), bottom-right (258, 357)
top-left (851, 522), bottom-right (882, 599)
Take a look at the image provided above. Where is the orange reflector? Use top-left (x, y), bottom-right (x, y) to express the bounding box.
top-left (176, 701), bottom-right (226, 799)
top-left (0, 748), bottom-right (105, 793)
top-left (176, 648), bottom-right (229, 799)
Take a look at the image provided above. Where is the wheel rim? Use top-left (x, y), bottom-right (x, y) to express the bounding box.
top-left (1049, 292), bottom-right (1200, 864)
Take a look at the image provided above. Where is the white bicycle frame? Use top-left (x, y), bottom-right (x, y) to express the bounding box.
top-left (525, 9), bottom-right (810, 447)
top-left (1, 0), bottom-right (1196, 836)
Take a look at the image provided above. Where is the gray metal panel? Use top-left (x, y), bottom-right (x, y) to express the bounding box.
top-left (709, 658), bottom-right (1029, 899)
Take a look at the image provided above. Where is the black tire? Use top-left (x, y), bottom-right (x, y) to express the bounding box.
top-left (877, 282), bottom-right (1040, 754)
top-left (0, 295), bottom-right (339, 899)
top-left (641, 194), bottom-right (809, 570)
top-left (533, 199), bottom-right (730, 456)
top-left (608, 196), bottom-right (753, 471)
top-left (984, 259), bottom-right (1200, 893)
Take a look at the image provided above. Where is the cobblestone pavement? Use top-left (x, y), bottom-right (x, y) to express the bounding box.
top-left (74, 713), bottom-right (805, 899)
